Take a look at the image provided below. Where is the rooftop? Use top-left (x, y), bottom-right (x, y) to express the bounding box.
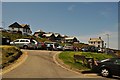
top-left (89, 37), bottom-right (103, 42)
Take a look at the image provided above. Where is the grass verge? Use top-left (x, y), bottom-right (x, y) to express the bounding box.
top-left (59, 51), bottom-right (114, 71)
top-left (0, 45), bottom-right (23, 69)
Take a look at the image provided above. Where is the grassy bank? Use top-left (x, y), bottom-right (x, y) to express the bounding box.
top-left (1, 32), bottom-right (50, 42)
top-left (59, 51), bottom-right (113, 70)
top-left (0, 45), bottom-right (23, 68)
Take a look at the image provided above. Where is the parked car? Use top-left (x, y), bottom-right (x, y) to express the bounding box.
top-left (10, 39), bottom-right (39, 49)
top-left (81, 46), bottom-right (98, 52)
top-left (63, 44), bottom-right (74, 51)
top-left (93, 58), bottom-right (120, 77)
top-left (56, 44), bottom-right (63, 51)
top-left (32, 40), bottom-right (42, 49)
top-left (97, 48), bottom-right (105, 53)
top-left (45, 42), bottom-right (58, 50)
top-left (40, 42), bottom-right (47, 50)
top-left (23, 38), bottom-right (42, 49)
top-left (81, 47), bottom-right (89, 52)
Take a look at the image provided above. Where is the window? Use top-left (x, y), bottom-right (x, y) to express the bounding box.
top-left (98, 42), bottom-right (100, 44)
top-left (23, 29), bottom-right (25, 32)
top-left (18, 28), bottom-right (20, 31)
top-left (12, 27), bottom-right (14, 30)
top-left (14, 40), bottom-right (19, 42)
top-left (20, 40), bottom-right (26, 42)
top-left (25, 40), bottom-right (29, 42)
top-left (98, 45), bottom-right (100, 48)
top-left (30, 40), bottom-right (35, 44)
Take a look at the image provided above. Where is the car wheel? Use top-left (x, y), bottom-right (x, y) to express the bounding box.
top-left (23, 45), bottom-right (28, 49)
top-left (101, 68), bottom-right (111, 77)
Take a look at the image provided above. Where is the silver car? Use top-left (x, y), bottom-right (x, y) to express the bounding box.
top-left (10, 39), bottom-right (40, 49)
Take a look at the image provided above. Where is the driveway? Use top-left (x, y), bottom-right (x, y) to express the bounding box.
top-left (3, 50), bottom-right (104, 78)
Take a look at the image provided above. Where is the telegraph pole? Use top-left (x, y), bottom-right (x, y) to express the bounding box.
top-left (106, 34), bottom-right (109, 49)
top-left (106, 34), bottom-right (109, 54)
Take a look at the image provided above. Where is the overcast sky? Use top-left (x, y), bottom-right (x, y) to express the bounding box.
top-left (1, 2), bottom-right (119, 49)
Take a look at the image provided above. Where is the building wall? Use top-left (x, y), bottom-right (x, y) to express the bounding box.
top-left (89, 41), bottom-right (104, 48)
top-left (9, 27), bottom-right (19, 31)
top-left (9, 27), bottom-right (31, 35)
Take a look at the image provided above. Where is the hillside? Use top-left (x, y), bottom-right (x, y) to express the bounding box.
top-left (1, 32), bottom-right (50, 42)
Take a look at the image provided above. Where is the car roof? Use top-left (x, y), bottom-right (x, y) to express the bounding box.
top-left (15, 39), bottom-right (30, 40)
top-left (105, 58), bottom-right (120, 61)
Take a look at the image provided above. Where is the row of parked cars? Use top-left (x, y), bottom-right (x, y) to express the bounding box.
top-left (2, 37), bottom-right (77, 51)
top-left (3, 38), bottom-right (106, 52)
top-left (9, 38), bottom-right (75, 51)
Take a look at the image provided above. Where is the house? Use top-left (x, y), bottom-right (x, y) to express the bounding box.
top-left (43, 33), bottom-right (55, 41)
top-left (54, 33), bottom-right (63, 42)
top-left (65, 36), bottom-right (79, 43)
top-left (9, 22), bottom-right (32, 35)
top-left (0, 27), bottom-right (6, 32)
top-left (34, 29), bottom-right (45, 38)
top-left (88, 37), bottom-right (104, 48)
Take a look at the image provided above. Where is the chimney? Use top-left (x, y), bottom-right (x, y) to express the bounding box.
top-left (99, 37), bottom-right (101, 39)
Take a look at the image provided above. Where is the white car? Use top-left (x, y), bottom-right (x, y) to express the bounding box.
top-left (10, 39), bottom-right (41, 49)
top-left (63, 44), bottom-right (74, 51)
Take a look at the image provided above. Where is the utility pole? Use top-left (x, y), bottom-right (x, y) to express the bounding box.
top-left (106, 34), bottom-right (109, 49)
top-left (106, 34), bottom-right (109, 54)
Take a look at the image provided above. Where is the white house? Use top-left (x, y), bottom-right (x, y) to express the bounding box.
top-left (88, 37), bottom-right (104, 48)
top-left (9, 22), bottom-right (32, 35)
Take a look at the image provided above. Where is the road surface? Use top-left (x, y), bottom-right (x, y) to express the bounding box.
top-left (3, 50), bottom-right (104, 78)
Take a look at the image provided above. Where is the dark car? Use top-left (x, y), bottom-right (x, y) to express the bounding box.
top-left (93, 58), bottom-right (120, 77)
top-left (2, 37), bottom-right (11, 45)
top-left (81, 46), bottom-right (98, 52)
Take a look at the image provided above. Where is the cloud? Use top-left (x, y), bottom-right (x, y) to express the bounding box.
top-left (99, 8), bottom-right (113, 17)
top-left (77, 31), bottom-right (118, 50)
top-left (68, 5), bottom-right (76, 11)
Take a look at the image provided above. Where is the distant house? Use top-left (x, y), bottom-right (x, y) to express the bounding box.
top-left (9, 22), bottom-right (32, 35)
top-left (0, 27), bottom-right (6, 32)
top-left (65, 36), bottom-right (79, 43)
top-left (34, 29), bottom-right (45, 38)
top-left (43, 33), bottom-right (55, 41)
top-left (54, 33), bottom-right (63, 42)
top-left (88, 37), bottom-right (104, 48)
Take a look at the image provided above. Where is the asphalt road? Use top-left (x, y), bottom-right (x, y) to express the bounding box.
top-left (3, 50), bottom-right (104, 78)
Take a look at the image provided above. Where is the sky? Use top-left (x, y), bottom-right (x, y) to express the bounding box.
top-left (1, 2), bottom-right (119, 49)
